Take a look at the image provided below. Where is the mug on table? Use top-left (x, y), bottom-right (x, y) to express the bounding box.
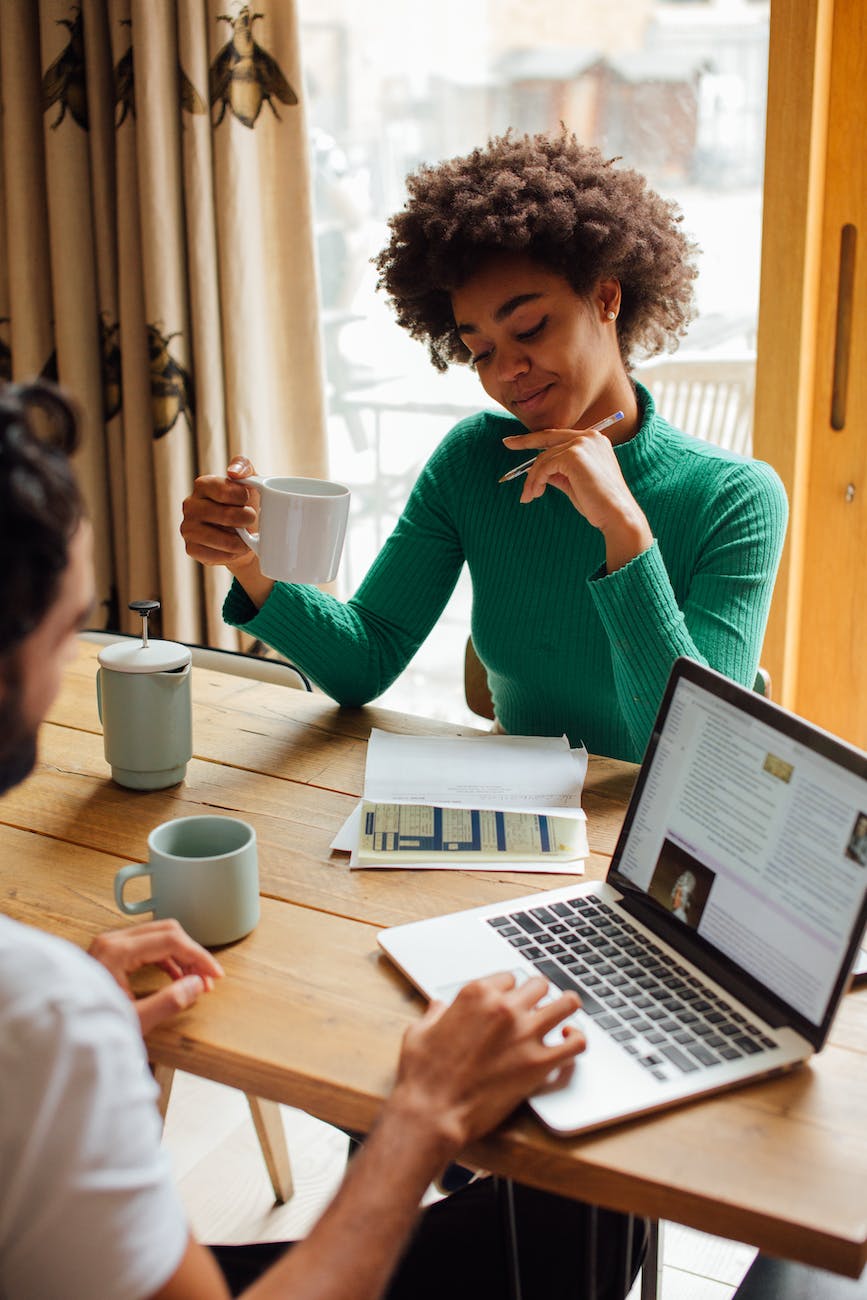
top-left (114, 815), bottom-right (259, 948)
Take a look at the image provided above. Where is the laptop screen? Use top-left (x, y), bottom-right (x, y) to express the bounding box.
top-left (611, 664), bottom-right (867, 1035)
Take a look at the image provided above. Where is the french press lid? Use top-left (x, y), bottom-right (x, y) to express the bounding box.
top-left (97, 601), bottom-right (192, 674)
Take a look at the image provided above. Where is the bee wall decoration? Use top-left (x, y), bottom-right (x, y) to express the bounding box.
top-left (209, 6), bottom-right (297, 129)
top-left (33, 319), bottom-right (190, 436)
top-left (147, 324), bottom-right (194, 439)
top-left (43, 7), bottom-right (88, 130)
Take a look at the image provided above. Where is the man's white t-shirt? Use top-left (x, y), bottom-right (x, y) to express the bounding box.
top-left (0, 916), bottom-right (189, 1299)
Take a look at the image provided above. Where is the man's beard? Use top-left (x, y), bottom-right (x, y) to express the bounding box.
top-left (0, 656), bottom-right (38, 796)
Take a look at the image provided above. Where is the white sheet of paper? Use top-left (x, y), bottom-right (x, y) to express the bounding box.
top-left (363, 730), bottom-right (588, 814)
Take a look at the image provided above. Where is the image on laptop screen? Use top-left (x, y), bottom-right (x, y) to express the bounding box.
top-left (613, 673), bottom-right (867, 1030)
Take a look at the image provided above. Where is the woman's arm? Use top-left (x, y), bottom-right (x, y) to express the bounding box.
top-left (588, 458), bottom-right (788, 754)
top-left (221, 433), bottom-right (473, 706)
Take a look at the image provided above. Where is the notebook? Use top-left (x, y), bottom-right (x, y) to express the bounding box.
top-left (378, 658), bottom-right (867, 1136)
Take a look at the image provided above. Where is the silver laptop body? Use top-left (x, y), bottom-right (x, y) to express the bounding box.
top-left (379, 659), bottom-right (867, 1136)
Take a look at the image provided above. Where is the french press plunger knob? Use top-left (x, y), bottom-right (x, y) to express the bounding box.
top-left (129, 599), bottom-right (160, 649)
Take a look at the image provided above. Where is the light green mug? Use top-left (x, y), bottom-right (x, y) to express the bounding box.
top-left (114, 815), bottom-right (260, 948)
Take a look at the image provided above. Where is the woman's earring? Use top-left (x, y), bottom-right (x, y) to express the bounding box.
top-left (606, 310), bottom-right (617, 321)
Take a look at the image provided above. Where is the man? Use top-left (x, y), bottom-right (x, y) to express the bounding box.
top-left (0, 381), bottom-right (640, 1299)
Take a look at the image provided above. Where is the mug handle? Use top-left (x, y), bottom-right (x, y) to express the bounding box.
top-left (114, 862), bottom-right (155, 916)
top-left (235, 474), bottom-right (265, 554)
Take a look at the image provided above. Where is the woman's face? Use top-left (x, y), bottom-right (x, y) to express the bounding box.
top-left (450, 251), bottom-right (627, 434)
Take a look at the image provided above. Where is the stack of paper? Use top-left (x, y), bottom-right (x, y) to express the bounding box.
top-left (332, 731), bottom-right (588, 873)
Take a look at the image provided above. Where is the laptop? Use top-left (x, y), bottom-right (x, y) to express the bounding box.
top-left (378, 658), bottom-right (867, 1136)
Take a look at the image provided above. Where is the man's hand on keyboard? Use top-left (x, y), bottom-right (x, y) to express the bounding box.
top-left (388, 972), bottom-right (585, 1153)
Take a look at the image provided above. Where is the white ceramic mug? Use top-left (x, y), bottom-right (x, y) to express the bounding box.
top-left (236, 475), bottom-right (350, 584)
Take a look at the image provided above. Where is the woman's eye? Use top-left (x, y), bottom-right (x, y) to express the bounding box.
top-left (517, 316), bottom-right (548, 342)
top-left (470, 349), bottom-right (493, 368)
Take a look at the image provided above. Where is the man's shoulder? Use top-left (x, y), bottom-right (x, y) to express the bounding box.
top-left (0, 920), bottom-right (189, 1297)
top-left (0, 913), bottom-right (114, 989)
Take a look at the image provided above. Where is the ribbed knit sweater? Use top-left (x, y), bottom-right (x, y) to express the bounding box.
top-left (224, 384), bottom-right (788, 762)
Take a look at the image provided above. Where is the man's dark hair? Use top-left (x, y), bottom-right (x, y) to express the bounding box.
top-left (376, 129), bottom-right (698, 372)
top-left (0, 381), bottom-right (84, 657)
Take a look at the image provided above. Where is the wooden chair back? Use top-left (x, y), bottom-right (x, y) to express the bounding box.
top-left (636, 355), bottom-right (755, 456)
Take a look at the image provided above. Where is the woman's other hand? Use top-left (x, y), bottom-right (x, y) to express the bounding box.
top-left (502, 426), bottom-right (653, 572)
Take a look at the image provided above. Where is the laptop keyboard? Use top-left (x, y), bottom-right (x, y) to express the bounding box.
top-left (488, 895), bottom-right (778, 1084)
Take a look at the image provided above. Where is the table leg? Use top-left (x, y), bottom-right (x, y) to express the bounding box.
top-left (246, 1095), bottom-right (295, 1204)
top-left (640, 1219), bottom-right (662, 1300)
top-left (151, 1062), bottom-right (175, 1123)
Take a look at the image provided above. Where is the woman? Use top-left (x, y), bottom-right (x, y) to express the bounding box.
top-left (182, 130), bottom-right (787, 763)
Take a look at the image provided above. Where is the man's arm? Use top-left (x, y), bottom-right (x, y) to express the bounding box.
top-left (153, 973), bottom-right (584, 1300)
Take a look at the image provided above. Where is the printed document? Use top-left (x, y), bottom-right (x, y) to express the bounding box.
top-left (332, 732), bottom-right (588, 871)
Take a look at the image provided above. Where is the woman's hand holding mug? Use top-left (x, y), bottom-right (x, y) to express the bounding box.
top-left (181, 457), bottom-right (351, 607)
top-left (181, 457), bottom-right (264, 574)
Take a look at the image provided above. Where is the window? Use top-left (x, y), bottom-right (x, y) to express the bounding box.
top-left (299, 0), bottom-right (770, 721)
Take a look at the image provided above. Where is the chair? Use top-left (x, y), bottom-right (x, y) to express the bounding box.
top-left (464, 636), bottom-right (495, 721)
top-left (733, 1255), bottom-right (867, 1298)
top-left (185, 642), bottom-right (312, 690)
top-left (80, 630), bottom-right (312, 691)
top-left (81, 630), bottom-right (310, 1204)
top-left (754, 665), bottom-right (772, 698)
top-left (636, 354), bottom-right (756, 456)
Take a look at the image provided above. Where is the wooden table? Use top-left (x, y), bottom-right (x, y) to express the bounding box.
top-left (3, 643), bottom-right (866, 1278)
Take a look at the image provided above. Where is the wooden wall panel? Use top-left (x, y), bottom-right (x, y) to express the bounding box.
top-left (756, 0), bottom-right (867, 746)
top-left (754, 0), bottom-right (833, 712)
top-left (796, 1), bottom-right (867, 743)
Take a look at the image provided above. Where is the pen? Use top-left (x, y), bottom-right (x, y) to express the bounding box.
top-left (498, 409), bottom-right (625, 483)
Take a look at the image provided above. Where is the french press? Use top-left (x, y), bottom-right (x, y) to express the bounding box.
top-left (96, 600), bottom-right (193, 790)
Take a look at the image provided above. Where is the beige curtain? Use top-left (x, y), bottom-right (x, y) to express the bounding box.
top-left (0, 0), bottom-right (327, 646)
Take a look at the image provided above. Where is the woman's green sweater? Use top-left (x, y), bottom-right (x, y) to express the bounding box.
top-left (224, 385), bottom-right (788, 762)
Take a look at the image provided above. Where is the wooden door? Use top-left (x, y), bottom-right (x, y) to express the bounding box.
top-left (756, 0), bottom-right (867, 745)
top-left (797, 0), bottom-right (866, 742)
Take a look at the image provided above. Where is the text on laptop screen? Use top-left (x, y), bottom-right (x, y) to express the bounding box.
top-left (616, 677), bottom-right (867, 1026)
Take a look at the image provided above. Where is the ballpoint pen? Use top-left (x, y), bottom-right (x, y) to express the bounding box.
top-left (498, 409), bottom-right (625, 483)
